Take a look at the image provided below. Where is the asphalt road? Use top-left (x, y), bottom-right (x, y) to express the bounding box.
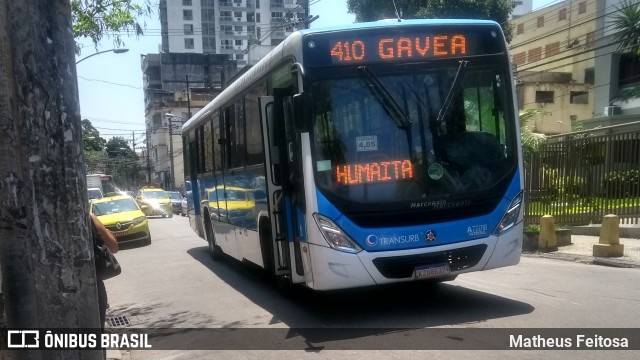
top-left (104, 215), bottom-right (640, 359)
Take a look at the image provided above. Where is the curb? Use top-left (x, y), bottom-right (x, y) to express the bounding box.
top-left (522, 252), bottom-right (640, 268)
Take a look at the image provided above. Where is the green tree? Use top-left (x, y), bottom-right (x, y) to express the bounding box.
top-left (71, 0), bottom-right (152, 53)
top-left (346, 0), bottom-right (515, 41)
top-left (81, 118), bottom-right (106, 151)
top-left (519, 108), bottom-right (548, 162)
top-left (106, 137), bottom-right (143, 189)
top-left (610, 0), bottom-right (640, 57)
top-left (609, 0), bottom-right (640, 101)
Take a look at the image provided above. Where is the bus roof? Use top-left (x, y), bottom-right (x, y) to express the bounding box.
top-left (298, 19), bottom-right (500, 35)
top-left (182, 18), bottom-right (502, 133)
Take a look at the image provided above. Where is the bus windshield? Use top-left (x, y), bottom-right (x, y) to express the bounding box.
top-left (311, 62), bottom-right (517, 211)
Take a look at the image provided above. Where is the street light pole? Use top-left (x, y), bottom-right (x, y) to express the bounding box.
top-left (75, 48), bottom-right (129, 64)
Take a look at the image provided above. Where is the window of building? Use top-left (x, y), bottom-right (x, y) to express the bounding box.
top-left (219, 0), bottom-right (232, 6)
top-left (256, 13), bottom-right (260, 22)
top-left (235, 39), bottom-right (243, 46)
top-left (559, 8), bottom-right (567, 21)
top-left (221, 25), bottom-right (233, 35)
top-left (517, 23), bottom-right (524, 35)
top-left (247, 12), bottom-right (255, 22)
top-left (585, 68), bottom-right (594, 84)
top-left (528, 47), bottom-right (542, 63)
top-left (272, 11), bottom-right (284, 20)
top-left (183, 9), bottom-right (193, 20)
top-left (256, 26), bottom-right (261, 39)
top-left (578, 1), bottom-right (587, 14)
top-left (512, 52), bottom-right (526, 67)
top-left (570, 91), bottom-right (589, 104)
top-left (183, 0), bottom-right (192, 5)
top-left (619, 53), bottom-right (640, 87)
top-left (221, 39), bottom-right (233, 49)
top-left (202, 0), bottom-right (215, 6)
top-left (535, 91), bottom-right (555, 103)
top-left (220, 10), bottom-right (232, 21)
top-left (586, 31), bottom-right (596, 49)
top-left (537, 16), bottom-right (544, 28)
top-left (545, 42), bottom-right (560, 57)
top-left (184, 24), bottom-right (194, 35)
top-left (203, 23), bottom-right (216, 35)
top-left (234, 11), bottom-right (242, 19)
top-left (235, 25), bottom-right (243, 33)
top-left (203, 37), bottom-right (216, 51)
top-left (256, 0), bottom-right (260, 8)
top-left (235, 54), bottom-right (244, 60)
top-left (185, 38), bottom-right (195, 49)
top-left (203, 9), bottom-right (215, 21)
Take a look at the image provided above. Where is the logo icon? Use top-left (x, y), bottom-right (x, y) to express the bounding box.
top-left (425, 230), bottom-right (437, 242)
top-left (7, 330), bottom-right (39, 348)
top-left (366, 234), bottom-right (378, 246)
top-left (115, 222), bottom-right (122, 230)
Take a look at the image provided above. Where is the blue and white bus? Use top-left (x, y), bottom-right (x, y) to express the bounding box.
top-left (182, 19), bottom-right (524, 291)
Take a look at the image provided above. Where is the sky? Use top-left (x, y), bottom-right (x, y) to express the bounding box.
top-left (75, 0), bottom-right (560, 149)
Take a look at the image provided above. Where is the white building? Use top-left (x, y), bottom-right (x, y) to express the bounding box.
top-left (160, 0), bottom-right (308, 66)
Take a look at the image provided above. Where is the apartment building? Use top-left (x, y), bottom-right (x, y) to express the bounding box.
top-left (141, 52), bottom-right (233, 190)
top-left (160, 0), bottom-right (308, 66)
top-left (509, 0), bottom-right (596, 134)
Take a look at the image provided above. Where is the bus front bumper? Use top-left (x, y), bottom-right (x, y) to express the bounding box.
top-left (304, 222), bottom-right (523, 291)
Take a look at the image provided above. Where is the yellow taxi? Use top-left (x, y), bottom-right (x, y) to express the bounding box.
top-left (90, 195), bottom-right (151, 245)
top-left (136, 187), bottom-right (173, 218)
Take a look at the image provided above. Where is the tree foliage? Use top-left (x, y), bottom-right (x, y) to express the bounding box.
top-left (346, 0), bottom-right (515, 41)
top-left (71, 0), bottom-right (152, 54)
top-left (105, 137), bottom-right (144, 189)
top-left (519, 108), bottom-right (548, 162)
top-left (609, 0), bottom-right (640, 57)
top-left (81, 119), bottom-right (106, 151)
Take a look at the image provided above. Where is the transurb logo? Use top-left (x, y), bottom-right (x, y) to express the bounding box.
top-left (366, 235), bottom-right (378, 246)
top-left (425, 230), bottom-right (437, 242)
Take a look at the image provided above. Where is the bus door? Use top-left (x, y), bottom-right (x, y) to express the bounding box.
top-left (259, 91), bottom-right (305, 284)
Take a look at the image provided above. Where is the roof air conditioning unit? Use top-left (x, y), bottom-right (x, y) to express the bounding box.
top-left (604, 106), bottom-right (621, 116)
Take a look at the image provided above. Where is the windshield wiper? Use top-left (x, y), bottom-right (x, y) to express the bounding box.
top-left (357, 66), bottom-right (411, 129)
top-left (436, 60), bottom-right (469, 124)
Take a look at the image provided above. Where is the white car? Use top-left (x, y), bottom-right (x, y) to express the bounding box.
top-left (88, 187), bottom-right (103, 202)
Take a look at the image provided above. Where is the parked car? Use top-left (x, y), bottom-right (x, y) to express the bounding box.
top-left (136, 187), bottom-right (173, 218)
top-left (90, 194), bottom-right (151, 245)
top-left (166, 191), bottom-right (184, 215)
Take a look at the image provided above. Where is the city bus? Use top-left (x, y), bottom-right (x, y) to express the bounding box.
top-left (182, 19), bottom-right (524, 291)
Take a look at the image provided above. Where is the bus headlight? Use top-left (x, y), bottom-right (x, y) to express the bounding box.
top-left (493, 191), bottom-right (523, 235)
top-left (313, 214), bottom-right (362, 254)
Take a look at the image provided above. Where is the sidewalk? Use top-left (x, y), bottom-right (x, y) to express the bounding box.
top-left (522, 232), bottom-right (640, 268)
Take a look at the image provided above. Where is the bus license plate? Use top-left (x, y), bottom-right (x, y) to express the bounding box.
top-left (415, 264), bottom-right (450, 280)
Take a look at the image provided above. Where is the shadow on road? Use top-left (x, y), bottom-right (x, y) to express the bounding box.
top-left (186, 245), bottom-right (534, 333)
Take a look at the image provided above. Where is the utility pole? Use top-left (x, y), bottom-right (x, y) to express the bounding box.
top-left (0, 1), bottom-right (102, 357)
top-left (168, 115), bottom-right (175, 191)
top-left (186, 74), bottom-right (192, 118)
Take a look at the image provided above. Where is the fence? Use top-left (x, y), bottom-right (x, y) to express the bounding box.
top-left (524, 122), bottom-right (640, 226)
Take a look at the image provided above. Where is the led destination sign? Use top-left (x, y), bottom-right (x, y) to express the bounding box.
top-left (304, 26), bottom-right (505, 66)
top-left (330, 35), bottom-right (467, 63)
top-left (336, 160), bottom-right (413, 185)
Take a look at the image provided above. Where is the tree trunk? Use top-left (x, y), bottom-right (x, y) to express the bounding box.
top-left (0, 1), bottom-right (102, 359)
